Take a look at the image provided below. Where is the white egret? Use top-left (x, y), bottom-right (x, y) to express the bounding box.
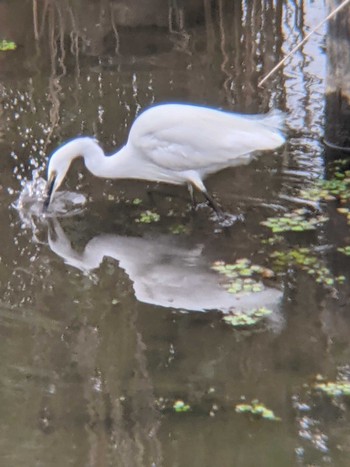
top-left (44, 103), bottom-right (285, 214)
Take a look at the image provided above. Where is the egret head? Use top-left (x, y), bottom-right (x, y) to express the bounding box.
top-left (43, 137), bottom-right (97, 210)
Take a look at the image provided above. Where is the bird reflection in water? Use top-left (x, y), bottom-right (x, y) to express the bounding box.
top-left (47, 218), bottom-right (283, 330)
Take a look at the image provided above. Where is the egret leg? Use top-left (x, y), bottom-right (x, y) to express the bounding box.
top-left (202, 189), bottom-right (225, 219)
top-left (187, 183), bottom-right (197, 209)
top-left (186, 172), bottom-right (224, 219)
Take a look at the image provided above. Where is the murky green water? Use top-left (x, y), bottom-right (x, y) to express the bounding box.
top-left (1, 1), bottom-right (350, 466)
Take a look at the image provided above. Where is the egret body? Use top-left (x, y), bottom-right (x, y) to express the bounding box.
top-left (44, 103), bottom-right (285, 213)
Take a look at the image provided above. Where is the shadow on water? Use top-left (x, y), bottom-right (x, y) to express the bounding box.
top-left (2, 1), bottom-right (350, 466)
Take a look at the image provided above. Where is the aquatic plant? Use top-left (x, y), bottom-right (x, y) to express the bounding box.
top-left (173, 400), bottom-right (191, 412)
top-left (169, 224), bottom-right (188, 235)
top-left (261, 208), bottom-right (328, 233)
top-left (135, 210), bottom-right (160, 223)
top-left (270, 248), bottom-right (345, 287)
top-left (313, 381), bottom-right (350, 397)
top-left (0, 40), bottom-right (17, 51)
top-left (299, 171), bottom-right (350, 204)
top-left (336, 207), bottom-right (350, 229)
top-left (212, 258), bottom-right (274, 295)
top-left (132, 198), bottom-right (142, 205)
top-left (223, 307), bottom-right (272, 328)
top-left (236, 400), bottom-right (281, 421)
top-left (337, 245), bottom-right (350, 256)
top-left (261, 235), bottom-right (284, 246)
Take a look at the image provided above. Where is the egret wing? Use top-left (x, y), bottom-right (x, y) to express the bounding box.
top-left (129, 106), bottom-right (284, 172)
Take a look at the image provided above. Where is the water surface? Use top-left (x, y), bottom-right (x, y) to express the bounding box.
top-left (1, 1), bottom-right (350, 466)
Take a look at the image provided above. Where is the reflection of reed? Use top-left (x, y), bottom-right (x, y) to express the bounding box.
top-left (0, 93), bottom-right (4, 143)
top-left (199, 0), bottom-right (286, 110)
top-left (325, 0), bottom-right (350, 152)
top-left (71, 314), bottom-right (163, 467)
top-left (46, 3), bottom-right (63, 145)
top-left (32, 0), bottom-right (49, 41)
top-left (30, 0), bottom-right (289, 113)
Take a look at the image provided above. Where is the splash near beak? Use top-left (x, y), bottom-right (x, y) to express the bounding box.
top-left (43, 173), bottom-right (56, 211)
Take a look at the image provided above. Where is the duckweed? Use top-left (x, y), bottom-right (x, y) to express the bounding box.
top-left (223, 307), bottom-right (272, 327)
top-left (270, 248), bottom-right (345, 287)
top-left (336, 207), bottom-right (350, 227)
top-left (236, 400), bottom-right (281, 421)
top-left (132, 198), bottom-right (142, 205)
top-left (314, 381), bottom-right (350, 397)
top-left (212, 259), bottom-right (274, 295)
top-left (173, 400), bottom-right (191, 412)
top-left (169, 224), bottom-right (188, 235)
top-left (135, 210), bottom-right (160, 223)
top-left (299, 174), bottom-right (350, 203)
top-left (0, 40), bottom-right (17, 51)
top-left (261, 208), bottom-right (328, 233)
top-left (338, 246), bottom-right (350, 256)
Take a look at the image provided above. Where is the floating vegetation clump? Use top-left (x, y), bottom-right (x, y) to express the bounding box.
top-left (173, 400), bottom-right (191, 412)
top-left (313, 381), bottom-right (350, 397)
top-left (300, 172), bottom-right (350, 203)
top-left (337, 245), bottom-right (350, 256)
top-left (270, 248), bottom-right (345, 287)
top-left (261, 234), bottom-right (284, 246)
top-left (0, 40), bottom-right (17, 51)
top-left (261, 208), bottom-right (328, 233)
top-left (169, 224), bottom-right (188, 235)
top-left (132, 198), bottom-right (142, 206)
top-left (212, 259), bottom-right (274, 295)
top-left (135, 210), bottom-right (160, 223)
top-left (336, 207), bottom-right (350, 227)
top-left (236, 400), bottom-right (281, 421)
top-left (223, 307), bottom-right (272, 328)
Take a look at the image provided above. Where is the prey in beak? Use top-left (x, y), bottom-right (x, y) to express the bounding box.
top-left (43, 171), bottom-right (57, 211)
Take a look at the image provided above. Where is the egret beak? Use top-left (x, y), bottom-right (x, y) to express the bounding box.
top-left (43, 172), bottom-right (57, 211)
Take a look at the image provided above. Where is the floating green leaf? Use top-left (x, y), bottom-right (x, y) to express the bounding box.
top-left (223, 307), bottom-right (272, 328)
top-left (300, 175), bottom-right (350, 203)
top-left (261, 208), bottom-right (328, 233)
top-left (314, 381), bottom-right (350, 397)
top-left (236, 400), bottom-right (281, 421)
top-left (135, 210), bottom-right (160, 223)
top-left (0, 40), bottom-right (17, 51)
top-left (270, 248), bottom-right (342, 288)
top-left (212, 259), bottom-right (274, 295)
top-left (337, 246), bottom-right (350, 256)
top-left (169, 224), bottom-right (188, 235)
top-left (173, 400), bottom-right (191, 412)
top-left (132, 198), bottom-right (142, 205)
